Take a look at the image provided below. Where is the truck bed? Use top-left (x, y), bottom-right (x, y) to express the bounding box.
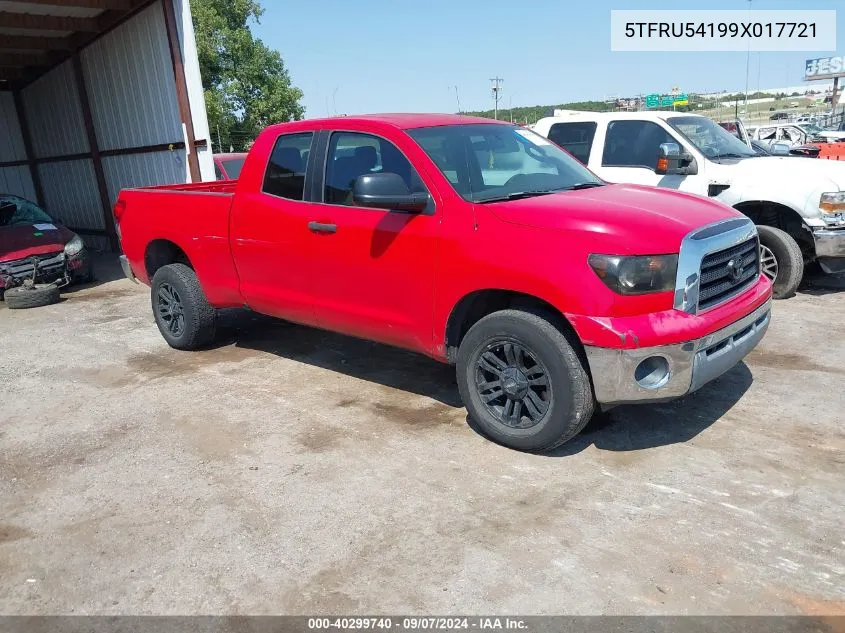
top-left (117, 179), bottom-right (241, 307)
top-left (126, 180), bottom-right (238, 195)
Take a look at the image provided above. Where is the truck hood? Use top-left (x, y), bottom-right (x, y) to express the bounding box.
top-left (483, 184), bottom-right (741, 255)
top-left (0, 224), bottom-right (73, 262)
top-left (712, 155), bottom-right (845, 189)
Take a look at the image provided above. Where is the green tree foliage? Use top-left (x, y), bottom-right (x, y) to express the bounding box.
top-left (464, 100), bottom-right (616, 124)
top-left (192, 0), bottom-right (304, 151)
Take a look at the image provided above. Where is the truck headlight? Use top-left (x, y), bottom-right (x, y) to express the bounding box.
top-left (64, 234), bottom-right (85, 256)
top-left (588, 254), bottom-right (678, 295)
top-left (820, 192), bottom-right (845, 224)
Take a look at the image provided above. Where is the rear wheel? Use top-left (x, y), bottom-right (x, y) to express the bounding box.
top-left (150, 263), bottom-right (217, 350)
top-left (456, 309), bottom-right (594, 452)
top-left (757, 225), bottom-right (803, 300)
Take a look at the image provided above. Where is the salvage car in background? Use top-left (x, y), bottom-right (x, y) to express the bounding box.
top-left (213, 153), bottom-right (248, 180)
top-left (535, 111), bottom-right (845, 299)
top-left (0, 195), bottom-right (92, 308)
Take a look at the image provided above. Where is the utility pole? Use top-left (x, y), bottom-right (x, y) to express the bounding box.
top-left (452, 86), bottom-right (462, 113)
top-left (744, 0), bottom-right (752, 116)
top-left (490, 76), bottom-right (503, 120)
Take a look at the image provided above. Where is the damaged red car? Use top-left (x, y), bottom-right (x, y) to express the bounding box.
top-left (0, 194), bottom-right (92, 302)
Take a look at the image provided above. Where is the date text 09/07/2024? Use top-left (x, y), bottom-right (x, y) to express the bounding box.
top-left (307, 617), bottom-right (529, 630)
top-left (624, 22), bottom-right (816, 38)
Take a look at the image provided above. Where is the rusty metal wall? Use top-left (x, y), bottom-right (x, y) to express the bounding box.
top-left (37, 160), bottom-right (103, 232)
top-left (82, 3), bottom-right (183, 152)
top-left (21, 61), bottom-right (89, 160)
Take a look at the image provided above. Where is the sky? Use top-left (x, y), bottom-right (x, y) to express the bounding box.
top-left (251, 0), bottom-right (844, 116)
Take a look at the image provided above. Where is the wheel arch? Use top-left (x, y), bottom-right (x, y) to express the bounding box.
top-left (144, 239), bottom-right (195, 280)
top-left (733, 200), bottom-right (815, 260)
top-left (443, 289), bottom-right (584, 365)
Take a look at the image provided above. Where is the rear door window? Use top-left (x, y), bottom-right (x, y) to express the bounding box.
top-left (262, 132), bottom-right (314, 200)
top-left (546, 122), bottom-right (597, 165)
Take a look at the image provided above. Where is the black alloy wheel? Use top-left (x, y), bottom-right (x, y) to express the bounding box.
top-left (156, 282), bottom-right (185, 337)
top-left (475, 340), bottom-right (551, 429)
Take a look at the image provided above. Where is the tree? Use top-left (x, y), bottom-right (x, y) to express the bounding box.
top-left (192, 0), bottom-right (304, 151)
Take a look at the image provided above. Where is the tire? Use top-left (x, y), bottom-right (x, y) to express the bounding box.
top-left (5, 283), bottom-right (61, 309)
top-left (150, 263), bottom-right (217, 350)
top-left (456, 309), bottom-right (594, 452)
top-left (757, 225), bottom-right (803, 300)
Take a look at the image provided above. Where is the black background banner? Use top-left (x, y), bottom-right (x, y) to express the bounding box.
top-left (0, 617), bottom-right (843, 633)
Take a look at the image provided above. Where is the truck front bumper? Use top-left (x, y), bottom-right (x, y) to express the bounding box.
top-left (584, 299), bottom-right (771, 406)
top-left (813, 228), bottom-right (845, 274)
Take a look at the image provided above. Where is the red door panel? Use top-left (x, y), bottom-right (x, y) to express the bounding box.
top-left (229, 131), bottom-right (318, 325)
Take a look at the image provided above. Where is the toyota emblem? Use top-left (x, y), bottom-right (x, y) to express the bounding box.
top-left (726, 258), bottom-right (744, 281)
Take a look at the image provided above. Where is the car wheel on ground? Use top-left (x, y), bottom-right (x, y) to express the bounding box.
top-left (4, 283), bottom-right (61, 309)
top-left (456, 309), bottom-right (595, 453)
top-left (757, 225), bottom-right (804, 300)
top-left (150, 263), bottom-right (217, 350)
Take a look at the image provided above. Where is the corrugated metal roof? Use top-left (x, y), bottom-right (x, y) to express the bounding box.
top-left (0, 2), bottom-right (103, 18)
top-left (21, 60), bottom-right (89, 158)
top-left (102, 151), bottom-right (185, 202)
top-left (0, 27), bottom-right (69, 37)
top-left (0, 91), bottom-right (26, 162)
top-left (37, 159), bottom-right (103, 230)
top-left (0, 165), bottom-right (35, 200)
top-left (83, 3), bottom-right (182, 151)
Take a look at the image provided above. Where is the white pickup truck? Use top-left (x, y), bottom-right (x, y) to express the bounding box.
top-left (534, 111), bottom-right (845, 298)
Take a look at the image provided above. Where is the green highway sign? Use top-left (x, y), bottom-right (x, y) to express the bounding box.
top-left (645, 92), bottom-right (688, 108)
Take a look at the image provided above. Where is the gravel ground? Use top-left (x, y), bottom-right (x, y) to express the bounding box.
top-left (1, 256), bottom-right (843, 615)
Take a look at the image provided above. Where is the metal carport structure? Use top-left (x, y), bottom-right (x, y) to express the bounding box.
top-left (0, 0), bottom-right (213, 251)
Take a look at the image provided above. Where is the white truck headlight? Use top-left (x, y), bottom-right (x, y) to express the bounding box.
top-left (64, 234), bottom-right (85, 256)
top-left (820, 192), bottom-right (845, 223)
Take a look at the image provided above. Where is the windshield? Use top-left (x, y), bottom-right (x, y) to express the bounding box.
top-left (667, 116), bottom-right (756, 159)
top-left (222, 157), bottom-right (246, 179)
top-left (799, 124), bottom-right (823, 134)
top-left (407, 124), bottom-right (603, 203)
top-left (0, 195), bottom-right (54, 227)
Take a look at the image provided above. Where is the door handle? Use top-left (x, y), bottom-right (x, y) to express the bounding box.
top-left (308, 221), bottom-right (337, 234)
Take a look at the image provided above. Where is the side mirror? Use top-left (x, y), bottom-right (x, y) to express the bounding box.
top-left (770, 143), bottom-right (790, 156)
top-left (656, 143), bottom-right (697, 175)
top-left (352, 173), bottom-right (429, 212)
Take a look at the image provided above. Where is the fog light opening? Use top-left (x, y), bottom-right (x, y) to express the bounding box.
top-left (634, 356), bottom-right (671, 389)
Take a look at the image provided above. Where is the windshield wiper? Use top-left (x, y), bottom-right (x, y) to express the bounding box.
top-left (476, 190), bottom-right (561, 203)
top-left (561, 182), bottom-right (604, 191)
top-left (710, 152), bottom-right (749, 159)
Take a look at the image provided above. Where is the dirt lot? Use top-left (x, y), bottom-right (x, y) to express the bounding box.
top-left (1, 257), bottom-right (844, 615)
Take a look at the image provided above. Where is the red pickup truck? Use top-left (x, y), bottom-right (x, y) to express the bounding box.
top-left (116, 114), bottom-right (772, 452)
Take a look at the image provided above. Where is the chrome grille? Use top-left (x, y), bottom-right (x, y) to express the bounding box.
top-left (698, 238), bottom-right (759, 311)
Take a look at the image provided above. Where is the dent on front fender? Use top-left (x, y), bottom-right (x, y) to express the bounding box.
top-left (565, 275), bottom-right (773, 350)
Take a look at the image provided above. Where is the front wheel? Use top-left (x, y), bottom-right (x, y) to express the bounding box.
top-left (456, 309), bottom-right (595, 452)
top-left (757, 225), bottom-right (803, 300)
top-left (150, 263), bottom-right (217, 350)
